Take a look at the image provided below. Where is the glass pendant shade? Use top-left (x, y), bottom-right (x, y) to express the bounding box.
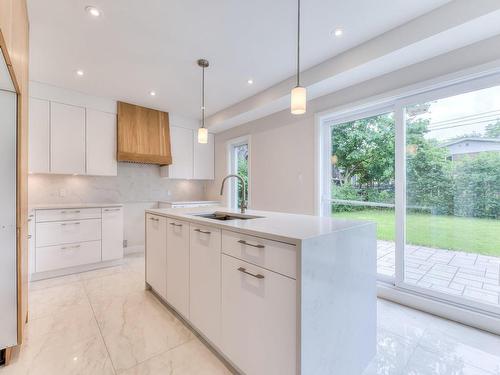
top-left (198, 127), bottom-right (208, 144)
top-left (291, 86), bottom-right (307, 115)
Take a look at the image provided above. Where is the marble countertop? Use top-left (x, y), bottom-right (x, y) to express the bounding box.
top-left (30, 202), bottom-right (123, 210)
top-left (146, 206), bottom-right (373, 244)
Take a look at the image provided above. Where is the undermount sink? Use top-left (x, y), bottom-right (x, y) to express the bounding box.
top-left (192, 211), bottom-right (263, 221)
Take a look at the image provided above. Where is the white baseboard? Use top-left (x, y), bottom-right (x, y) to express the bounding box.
top-left (378, 282), bottom-right (500, 335)
top-left (30, 259), bottom-right (124, 281)
top-left (124, 245), bottom-right (144, 255)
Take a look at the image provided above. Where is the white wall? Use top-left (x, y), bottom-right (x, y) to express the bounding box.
top-left (206, 35), bottom-right (500, 215)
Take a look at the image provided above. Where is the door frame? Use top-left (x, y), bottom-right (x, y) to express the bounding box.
top-left (316, 65), bottom-right (500, 327)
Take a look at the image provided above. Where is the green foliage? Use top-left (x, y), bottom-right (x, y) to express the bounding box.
top-left (331, 113), bottom-right (395, 186)
top-left (330, 112), bottom-right (499, 219)
top-left (485, 120), bottom-right (500, 138)
top-left (453, 152), bottom-right (500, 219)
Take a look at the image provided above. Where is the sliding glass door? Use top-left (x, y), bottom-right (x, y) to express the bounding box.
top-left (322, 74), bottom-right (500, 315)
top-left (329, 110), bottom-right (396, 281)
top-left (398, 83), bottom-right (500, 314)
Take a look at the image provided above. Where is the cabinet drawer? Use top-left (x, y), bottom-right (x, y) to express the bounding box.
top-left (221, 255), bottom-right (296, 375)
top-left (36, 240), bottom-right (101, 272)
top-left (36, 208), bottom-right (101, 222)
top-left (222, 230), bottom-right (296, 279)
top-left (36, 219), bottom-right (101, 247)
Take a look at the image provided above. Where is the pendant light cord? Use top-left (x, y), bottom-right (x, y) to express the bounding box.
top-left (201, 65), bottom-right (205, 128)
top-left (296, 0), bottom-right (300, 87)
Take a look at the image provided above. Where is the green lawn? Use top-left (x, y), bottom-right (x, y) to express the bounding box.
top-left (333, 209), bottom-right (500, 257)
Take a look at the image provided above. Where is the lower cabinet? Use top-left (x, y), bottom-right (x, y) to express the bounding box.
top-left (221, 254), bottom-right (297, 375)
top-left (166, 219), bottom-right (190, 317)
top-left (36, 241), bottom-right (101, 273)
top-left (189, 223), bottom-right (222, 347)
top-left (146, 214), bottom-right (167, 299)
top-left (102, 207), bottom-right (124, 261)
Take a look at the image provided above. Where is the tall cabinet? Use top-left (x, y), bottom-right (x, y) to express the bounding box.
top-left (28, 97), bottom-right (117, 176)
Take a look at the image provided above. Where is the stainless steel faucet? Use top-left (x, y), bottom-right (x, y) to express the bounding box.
top-left (220, 174), bottom-right (247, 213)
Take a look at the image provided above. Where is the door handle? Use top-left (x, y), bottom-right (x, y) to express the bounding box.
top-left (104, 208), bottom-right (121, 212)
top-left (169, 222), bottom-right (183, 227)
top-left (237, 267), bottom-right (264, 279)
top-left (149, 217), bottom-right (160, 222)
top-left (194, 228), bottom-right (211, 235)
top-left (237, 240), bottom-right (265, 249)
top-left (61, 222), bottom-right (80, 226)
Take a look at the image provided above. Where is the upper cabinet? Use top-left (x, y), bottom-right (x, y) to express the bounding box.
top-left (50, 102), bottom-right (86, 175)
top-left (86, 109), bottom-right (117, 176)
top-left (194, 133), bottom-right (214, 180)
top-left (117, 101), bottom-right (172, 165)
top-left (29, 98), bottom-right (50, 174)
top-left (160, 126), bottom-right (194, 179)
top-left (28, 97), bottom-right (118, 176)
top-left (160, 127), bottom-right (214, 180)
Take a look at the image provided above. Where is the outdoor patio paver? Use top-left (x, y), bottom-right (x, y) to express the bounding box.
top-left (376, 241), bottom-right (500, 307)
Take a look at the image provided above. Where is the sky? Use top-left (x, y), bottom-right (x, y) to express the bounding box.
top-left (413, 85), bottom-right (500, 141)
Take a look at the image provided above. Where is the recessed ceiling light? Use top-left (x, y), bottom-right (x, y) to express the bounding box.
top-left (247, 79), bottom-right (254, 85)
top-left (76, 69), bottom-right (84, 76)
top-left (85, 6), bottom-right (101, 17)
top-left (332, 28), bottom-right (343, 37)
top-left (149, 90), bottom-right (156, 96)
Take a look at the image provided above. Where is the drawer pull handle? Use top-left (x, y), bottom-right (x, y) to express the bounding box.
top-left (61, 245), bottom-right (81, 250)
top-left (169, 223), bottom-right (183, 227)
top-left (238, 240), bottom-right (265, 249)
top-left (61, 210), bottom-right (81, 214)
top-left (104, 208), bottom-right (121, 212)
top-left (237, 267), bottom-right (264, 279)
top-left (194, 228), bottom-right (211, 235)
top-left (149, 217), bottom-right (160, 222)
top-left (61, 222), bottom-right (81, 226)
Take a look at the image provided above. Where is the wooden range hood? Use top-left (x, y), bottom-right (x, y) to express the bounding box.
top-left (117, 101), bottom-right (172, 165)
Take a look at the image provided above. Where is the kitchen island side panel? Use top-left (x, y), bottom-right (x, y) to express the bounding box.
top-left (300, 223), bottom-right (377, 375)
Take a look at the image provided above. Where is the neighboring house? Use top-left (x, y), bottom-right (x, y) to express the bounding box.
top-left (441, 137), bottom-right (500, 160)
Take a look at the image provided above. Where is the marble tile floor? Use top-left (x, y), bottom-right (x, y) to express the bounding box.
top-left (377, 241), bottom-right (500, 307)
top-left (1, 253), bottom-right (499, 375)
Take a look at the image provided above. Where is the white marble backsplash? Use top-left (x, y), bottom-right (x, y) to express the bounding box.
top-left (28, 162), bottom-right (206, 205)
top-left (28, 162), bottom-right (207, 251)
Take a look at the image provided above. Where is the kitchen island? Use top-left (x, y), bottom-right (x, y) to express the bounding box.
top-left (144, 206), bottom-right (376, 375)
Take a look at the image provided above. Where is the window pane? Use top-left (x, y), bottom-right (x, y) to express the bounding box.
top-left (404, 86), bottom-right (500, 308)
top-left (232, 143), bottom-right (248, 207)
top-left (331, 113), bottom-right (395, 278)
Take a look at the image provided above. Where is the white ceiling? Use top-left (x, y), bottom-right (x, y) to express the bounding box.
top-left (28, 0), bottom-right (451, 120)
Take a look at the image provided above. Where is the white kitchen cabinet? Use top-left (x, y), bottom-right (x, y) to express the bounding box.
top-left (31, 205), bottom-right (124, 280)
top-left (102, 207), bottom-right (124, 261)
top-left (222, 254), bottom-right (296, 375)
top-left (160, 126), bottom-right (193, 179)
top-left (36, 241), bottom-right (102, 273)
top-left (86, 109), bottom-right (117, 176)
top-left (50, 102), bottom-right (86, 174)
top-left (189, 223), bottom-right (221, 346)
top-left (193, 132), bottom-right (214, 180)
top-left (146, 214), bottom-right (167, 299)
top-left (28, 98), bottom-right (50, 173)
top-left (166, 218), bottom-right (190, 317)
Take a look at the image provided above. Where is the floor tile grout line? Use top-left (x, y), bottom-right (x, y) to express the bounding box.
top-left (82, 277), bottom-right (118, 375)
top-left (119, 336), bottom-right (197, 374)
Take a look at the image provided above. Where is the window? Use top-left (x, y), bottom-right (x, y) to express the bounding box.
top-left (319, 72), bottom-right (500, 317)
top-left (329, 111), bottom-right (396, 280)
top-left (227, 136), bottom-right (250, 209)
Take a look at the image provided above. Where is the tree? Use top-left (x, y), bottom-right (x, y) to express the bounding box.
top-left (331, 114), bottom-right (395, 186)
top-left (485, 120), bottom-right (500, 138)
top-left (453, 152), bottom-right (500, 219)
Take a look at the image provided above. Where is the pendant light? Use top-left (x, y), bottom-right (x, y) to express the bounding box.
top-left (197, 58), bottom-right (209, 144)
top-left (291, 0), bottom-right (306, 115)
